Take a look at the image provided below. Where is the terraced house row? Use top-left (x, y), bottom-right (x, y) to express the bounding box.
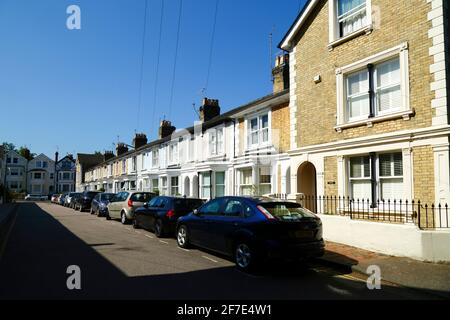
top-left (77, 0), bottom-right (450, 261)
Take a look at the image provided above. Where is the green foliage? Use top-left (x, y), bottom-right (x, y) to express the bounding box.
top-left (98, 187), bottom-right (106, 192)
top-left (1, 142), bottom-right (16, 152)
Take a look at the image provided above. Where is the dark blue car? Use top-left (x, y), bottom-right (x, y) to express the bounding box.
top-left (176, 196), bottom-right (324, 271)
top-left (91, 193), bottom-right (116, 216)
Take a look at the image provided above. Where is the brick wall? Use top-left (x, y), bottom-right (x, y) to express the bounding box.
top-left (292, 0), bottom-right (434, 147)
top-left (413, 146), bottom-right (435, 204)
top-left (324, 156), bottom-right (338, 196)
top-left (271, 102), bottom-right (290, 153)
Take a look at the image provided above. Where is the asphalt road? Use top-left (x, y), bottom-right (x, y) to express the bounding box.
top-left (0, 202), bottom-right (440, 300)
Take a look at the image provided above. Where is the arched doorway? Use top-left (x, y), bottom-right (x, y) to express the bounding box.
top-left (184, 176), bottom-right (190, 197)
top-left (297, 162), bottom-right (317, 212)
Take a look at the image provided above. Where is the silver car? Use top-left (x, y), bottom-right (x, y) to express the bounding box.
top-left (106, 191), bottom-right (156, 224)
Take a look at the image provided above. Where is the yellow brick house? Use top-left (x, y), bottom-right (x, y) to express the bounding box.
top-left (279, 0), bottom-right (449, 213)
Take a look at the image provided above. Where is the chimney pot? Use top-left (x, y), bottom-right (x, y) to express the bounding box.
top-left (199, 98), bottom-right (220, 122)
top-left (159, 120), bottom-right (176, 139)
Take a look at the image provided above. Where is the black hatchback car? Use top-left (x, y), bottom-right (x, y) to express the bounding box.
top-left (133, 196), bottom-right (205, 237)
top-left (176, 196), bottom-right (324, 271)
top-left (74, 191), bottom-right (100, 212)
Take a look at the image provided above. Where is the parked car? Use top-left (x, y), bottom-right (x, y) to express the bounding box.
top-left (74, 191), bottom-right (100, 212)
top-left (70, 193), bottom-right (82, 209)
top-left (133, 196), bottom-right (204, 237)
top-left (176, 196), bottom-right (325, 272)
top-left (64, 192), bottom-right (81, 209)
top-left (106, 191), bottom-right (156, 224)
top-left (91, 193), bottom-right (116, 216)
top-left (50, 194), bottom-right (60, 203)
top-left (25, 194), bottom-right (48, 201)
top-left (58, 193), bottom-right (68, 205)
top-left (64, 192), bottom-right (80, 207)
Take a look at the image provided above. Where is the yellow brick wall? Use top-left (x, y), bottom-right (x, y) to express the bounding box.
top-left (413, 146), bottom-right (435, 204)
top-left (293, 0), bottom-right (434, 147)
top-left (271, 102), bottom-right (291, 153)
top-left (324, 156), bottom-right (338, 196)
top-left (238, 119), bottom-right (245, 155)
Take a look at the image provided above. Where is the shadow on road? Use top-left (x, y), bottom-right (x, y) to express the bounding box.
top-left (0, 203), bottom-right (446, 300)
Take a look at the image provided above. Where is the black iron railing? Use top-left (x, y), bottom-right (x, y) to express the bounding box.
top-left (271, 194), bottom-right (450, 230)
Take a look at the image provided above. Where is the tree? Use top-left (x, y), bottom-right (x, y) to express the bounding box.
top-left (18, 147), bottom-right (35, 161)
top-left (1, 142), bottom-right (16, 152)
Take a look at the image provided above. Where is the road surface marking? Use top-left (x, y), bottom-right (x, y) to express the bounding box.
top-left (202, 256), bottom-right (218, 263)
top-left (145, 235), bottom-right (154, 239)
top-left (178, 247), bottom-right (190, 252)
top-left (159, 240), bottom-right (169, 244)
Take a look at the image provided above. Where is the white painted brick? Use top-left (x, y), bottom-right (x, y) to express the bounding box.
top-left (432, 15), bottom-right (444, 27)
top-left (432, 34), bottom-right (444, 46)
top-left (431, 80), bottom-right (446, 91)
top-left (431, 0), bottom-right (443, 9)
top-left (427, 7), bottom-right (443, 21)
top-left (434, 106), bottom-right (448, 116)
top-left (435, 88), bottom-right (447, 99)
top-left (432, 115), bottom-right (448, 126)
top-left (430, 61), bottom-right (446, 73)
top-left (432, 97), bottom-right (447, 108)
top-left (434, 52), bottom-right (446, 63)
top-left (428, 26), bottom-right (444, 38)
top-left (434, 70), bottom-right (447, 81)
top-left (429, 43), bottom-right (445, 56)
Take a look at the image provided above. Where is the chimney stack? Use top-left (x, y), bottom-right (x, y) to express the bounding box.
top-left (116, 143), bottom-right (129, 157)
top-left (104, 151), bottom-right (115, 161)
top-left (55, 151), bottom-right (59, 164)
top-left (133, 133), bottom-right (148, 149)
top-left (272, 54), bottom-right (290, 93)
top-left (158, 120), bottom-right (176, 139)
top-left (199, 98), bottom-right (220, 122)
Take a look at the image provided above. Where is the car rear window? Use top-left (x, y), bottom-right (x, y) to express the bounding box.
top-left (131, 193), bottom-right (154, 202)
top-left (259, 202), bottom-right (317, 221)
top-left (174, 199), bottom-right (204, 211)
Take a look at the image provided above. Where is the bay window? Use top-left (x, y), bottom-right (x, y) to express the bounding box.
top-left (171, 176), bottom-right (179, 196)
top-left (200, 172), bottom-right (211, 199)
top-left (215, 172), bottom-right (225, 197)
top-left (239, 169), bottom-right (253, 196)
top-left (258, 167), bottom-right (272, 195)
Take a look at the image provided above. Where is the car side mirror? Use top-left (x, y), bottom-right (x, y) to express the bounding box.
top-left (144, 202), bottom-right (149, 209)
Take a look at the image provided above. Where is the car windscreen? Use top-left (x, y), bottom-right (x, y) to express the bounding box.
top-left (174, 199), bottom-right (204, 211)
top-left (259, 202), bottom-right (317, 221)
top-left (85, 192), bottom-right (99, 198)
top-left (102, 194), bottom-right (115, 201)
top-left (131, 193), bottom-right (153, 202)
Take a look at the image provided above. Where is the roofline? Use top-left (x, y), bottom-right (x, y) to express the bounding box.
top-left (278, 0), bottom-right (317, 50)
top-left (83, 90), bottom-right (290, 171)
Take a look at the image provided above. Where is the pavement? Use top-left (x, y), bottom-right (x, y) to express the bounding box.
top-left (0, 201), bottom-right (447, 300)
top-left (319, 241), bottom-right (450, 299)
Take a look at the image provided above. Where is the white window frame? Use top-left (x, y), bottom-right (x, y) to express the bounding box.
top-left (208, 127), bottom-right (225, 156)
top-left (347, 152), bottom-right (404, 202)
top-left (160, 177), bottom-right (168, 196)
top-left (328, 0), bottom-right (372, 46)
top-left (171, 176), bottom-right (179, 196)
top-left (200, 172), bottom-right (212, 200)
top-left (168, 143), bottom-right (178, 165)
top-left (335, 43), bottom-right (411, 131)
top-left (245, 111), bottom-right (271, 150)
top-left (152, 149), bottom-right (159, 168)
top-left (214, 171), bottom-right (226, 198)
top-left (239, 168), bottom-right (253, 196)
top-left (258, 167), bottom-right (272, 196)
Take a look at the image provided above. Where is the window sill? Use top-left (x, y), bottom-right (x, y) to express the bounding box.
top-left (328, 25), bottom-right (373, 51)
top-left (334, 109), bottom-right (415, 132)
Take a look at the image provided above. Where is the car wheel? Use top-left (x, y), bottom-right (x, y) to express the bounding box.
top-left (105, 209), bottom-right (111, 220)
top-left (132, 218), bottom-right (140, 229)
top-left (90, 208), bottom-right (94, 214)
top-left (96, 209), bottom-right (101, 217)
top-left (235, 242), bottom-right (256, 272)
top-left (121, 212), bottom-right (129, 225)
top-left (176, 225), bottom-right (190, 248)
top-left (154, 219), bottom-right (164, 238)
top-left (79, 205), bottom-right (83, 212)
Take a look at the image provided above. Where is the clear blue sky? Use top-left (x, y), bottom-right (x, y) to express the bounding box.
top-left (0, 0), bottom-right (306, 158)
